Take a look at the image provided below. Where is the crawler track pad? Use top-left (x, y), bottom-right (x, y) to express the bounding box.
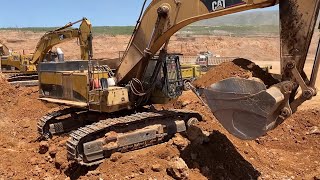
top-left (203, 78), bottom-right (284, 140)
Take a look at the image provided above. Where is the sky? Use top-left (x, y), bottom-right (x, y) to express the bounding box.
top-left (0, 0), bottom-right (278, 28)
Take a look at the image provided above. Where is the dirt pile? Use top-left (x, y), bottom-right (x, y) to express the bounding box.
top-left (0, 76), bottom-right (18, 109)
top-left (0, 76), bottom-right (61, 179)
top-left (0, 76), bottom-right (53, 120)
top-left (193, 58), bottom-right (279, 88)
top-left (192, 61), bottom-right (251, 88)
top-left (232, 58), bottom-right (279, 87)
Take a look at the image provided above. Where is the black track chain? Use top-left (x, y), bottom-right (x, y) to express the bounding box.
top-left (6, 73), bottom-right (38, 82)
top-left (67, 109), bottom-right (201, 166)
top-left (37, 108), bottom-right (82, 139)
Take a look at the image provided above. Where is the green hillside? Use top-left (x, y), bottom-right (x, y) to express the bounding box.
top-left (0, 11), bottom-right (281, 36)
top-left (194, 11), bottom-right (279, 26)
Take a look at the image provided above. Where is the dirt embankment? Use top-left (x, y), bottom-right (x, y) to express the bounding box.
top-left (0, 75), bottom-right (61, 179)
top-left (0, 30), bottom-right (281, 62)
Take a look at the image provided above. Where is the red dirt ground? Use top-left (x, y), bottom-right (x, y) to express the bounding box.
top-left (0, 31), bottom-right (319, 179)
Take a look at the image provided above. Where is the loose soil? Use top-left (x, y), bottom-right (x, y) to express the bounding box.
top-left (0, 31), bottom-right (319, 180)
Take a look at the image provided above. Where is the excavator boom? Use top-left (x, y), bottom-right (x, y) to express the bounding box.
top-left (116, 0), bottom-right (277, 83)
top-left (0, 18), bottom-right (92, 75)
top-left (30, 17), bottom-right (93, 65)
top-left (203, 0), bottom-right (320, 139)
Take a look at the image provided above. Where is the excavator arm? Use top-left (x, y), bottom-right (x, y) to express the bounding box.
top-left (116, 0), bottom-right (277, 83)
top-left (280, 0), bottom-right (320, 112)
top-left (30, 17), bottom-right (93, 65)
top-left (201, 0), bottom-right (320, 139)
top-left (116, 0), bottom-right (319, 140)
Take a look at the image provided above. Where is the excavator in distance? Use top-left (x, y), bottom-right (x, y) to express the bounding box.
top-left (0, 18), bottom-right (92, 84)
top-left (37, 0), bottom-right (319, 166)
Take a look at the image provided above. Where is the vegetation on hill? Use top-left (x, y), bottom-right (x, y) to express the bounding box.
top-left (194, 10), bottom-right (279, 26)
top-left (0, 11), bottom-right (280, 36)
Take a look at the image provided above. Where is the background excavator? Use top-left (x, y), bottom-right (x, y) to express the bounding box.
top-left (0, 18), bottom-right (93, 84)
top-left (37, 0), bottom-right (319, 166)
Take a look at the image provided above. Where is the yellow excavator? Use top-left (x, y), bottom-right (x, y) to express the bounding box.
top-left (0, 18), bottom-right (92, 83)
top-left (37, 0), bottom-right (319, 166)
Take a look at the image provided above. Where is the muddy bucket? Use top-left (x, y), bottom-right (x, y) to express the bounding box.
top-left (203, 77), bottom-right (285, 140)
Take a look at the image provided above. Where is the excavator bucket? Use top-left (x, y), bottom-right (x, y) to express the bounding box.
top-left (203, 78), bottom-right (286, 140)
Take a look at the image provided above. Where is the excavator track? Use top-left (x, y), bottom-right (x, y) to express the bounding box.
top-left (67, 109), bottom-right (201, 166)
top-left (37, 107), bottom-right (150, 139)
top-left (37, 108), bottom-right (84, 139)
top-left (6, 73), bottom-right (38, 82)
top-left (5, 73), bottom-right (39, 86)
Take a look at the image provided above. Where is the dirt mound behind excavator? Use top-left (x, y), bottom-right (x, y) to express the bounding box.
top-left (0, 74), bottom-right (53, 120)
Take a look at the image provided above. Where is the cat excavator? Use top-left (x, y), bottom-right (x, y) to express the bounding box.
top-left (37, 0), bottom-right (319, 165)
top-left (0, 18), bottom-right (92, 84)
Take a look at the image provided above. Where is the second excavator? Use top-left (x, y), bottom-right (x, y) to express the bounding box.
top-left (37, 0), bottom-right (319, 165)
top-left (0, 18), bottom-right (93, 84)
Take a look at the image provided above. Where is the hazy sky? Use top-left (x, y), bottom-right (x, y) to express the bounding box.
top-left (0, 0), bottom-right (278, 27)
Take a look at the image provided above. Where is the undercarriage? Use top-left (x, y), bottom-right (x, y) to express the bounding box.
top-left (37, 107), bottom-right (202, 165)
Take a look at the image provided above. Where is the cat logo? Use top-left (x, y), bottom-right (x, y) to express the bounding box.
top-left (201, 0), bottom-right (245, 12)
top-left (212, 0), bottom-right (226, 11)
